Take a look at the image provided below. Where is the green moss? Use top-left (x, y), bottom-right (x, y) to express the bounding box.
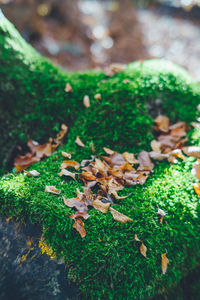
top-left (0, 137), bottom-right (200, 299)
top-left (1, 13), bottom-right (200, 299)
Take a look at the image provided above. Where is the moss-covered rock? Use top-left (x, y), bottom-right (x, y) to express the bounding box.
top-left (1, 12), bottom-right (200, 300)
top-left (1, 13), bottom-right (200, 168)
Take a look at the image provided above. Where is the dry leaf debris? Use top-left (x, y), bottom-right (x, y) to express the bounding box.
top-left (14, 124), bottom-right (68, 171)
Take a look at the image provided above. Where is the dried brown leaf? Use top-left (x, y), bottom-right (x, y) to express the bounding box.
top-left (60, 160), bottom-right (80, 170)
top-left (92, 199), bottom-right (110, 213)
top-left (161, 253), bottom-right (169, 274)
top-left (122, 152), bottom-right (138, 164)
top-left (193, 183), bottom-right (200, 196)
top-left (63, 196), bottom-right (88, 213)
top-left (58, 169), bottom-right (77, 181)
top-left (83, 95), bottom-right (90, 108)
top-left (140, 243), bottom-right (147, 258)
top-left (183, 146), bottom-right (200, 158)
top-left (94, 93), bottom-right (101, 100)
top-left (69, 211), bottom-right (90, 220)
top-left (24, 170), bottom-right (40, 177)
top-left (72, 218), bottom-right (86, 238)
top-left (192, 160), bottom-right (200, 180)
top-left (79, 172), bottom-right (97, 181)
top-left (61, 151), bottom-right (72, 159)
top-left (154, 115), bottom-right (170, 133)
top-left (75, 136), bottom-right (85, 148)
top-left (150, 140), bottom-right (161, 153)
top-left (138, 151), bottom-right (154, 171)
top-left (65, 83), bottom-right (73, 92)
top-left (110, 207), bottom-right (133, 223)
top-left (103, 147), bottom-right (115, 155)
top-left (149, 151), bottom-right (169, 161)
top-left (45, 186), bottom-right (61, 195)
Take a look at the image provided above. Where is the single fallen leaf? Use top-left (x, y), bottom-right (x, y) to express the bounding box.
top-left (63, 196), bottom-right (88, 212)
top-left (140, 243), bottom-right (147, 258)
top-left (170, 122), bottom-right (187, 138)
top-left (69, 211), bottom-right (90, 220)
top-left (79, 172), bottom-right (97, 181)
top-left (60, 160), bottom-right (80, 170)
top-left (15, 153), bottom-right (39, 172)
top-left (75, 136), bottom-right (85, 148)
top-left (54, 124), bottom-right (68, 145)
top-left (161, 253), bottom-right (169, 274)
top-left (104, 153), bottom-right (126, 166)
top-left (134, 234), bottom-right (140, 242)
top-left (61, 151), bottom-right (71, 159)
top-left (168, 149), bottom-right (185, 163)
top-left (72, 218), bottom-right (86, 238)
top-left (191, 122), bottom-right (200, 128)
top-left (193, 183), bottom-right (200, 196)
top-left (122, 152), bottom-right (138, 164)
top-left (134, 234), bottom-right (147, 257)
top-left (65, 83), bottom-right (73, 92)
top-left (45, 185), bottom-right (61, 195)
top-left (110, 207), bottom-right (133, 223)
top-left (183, 146), bottom-right (200, 158)
top-left (94, 93), bottom-right (101, 100)
top-left (151, 140), bottom-right (161, 153)
top-left (92, 199), bottom-right (110, 213)
top-left (24, 170), bottom-right (40, 177)
top-left (149, 152), bottom-right (169, 161)
top-left (93, 158), bottom-right (105, 172)
top-left (83, 95), bottom-right (90, 108)
top-left (157, 208), bottom-right (166, 224)
top-left (138, 151), bottom-right (154, 171)
top-left (192, 160), bottom-right (200, 180)
top-left (103, 147), bottom-right (115, 155)
top-left (58, 169), bottom-right (77, 181)
top-left (154, 115), bottom-right (170, 133)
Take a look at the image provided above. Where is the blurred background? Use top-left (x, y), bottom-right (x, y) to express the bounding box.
top-left (1, 0), bottom-right (200, 79)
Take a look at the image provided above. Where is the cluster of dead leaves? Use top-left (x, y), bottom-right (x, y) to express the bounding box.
top-left (14, 124), bottom-right (68, 172)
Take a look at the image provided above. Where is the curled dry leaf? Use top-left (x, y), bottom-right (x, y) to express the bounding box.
top-left (168, 149), bottom-right (185, 163)
top-left (83, 95), bottom-right (90, 108)
top-left (45, 186), bottom-right (61, 195)
top-left (71, 218), bottom-right (86, 238)
top-left (110, 207), bottom-right (133, 223)
top-left (60, 160), bottom-right (80, 170)
top-left (151, 140), bottom-right (161, 153)
top-left (183, 146), bottom-right (200, 158)
top-left (134, 234), bottom-right (147, 257)
top-left (122, 152), bottom-right (138, 164)
top-left (161, 253), bottom-right (169, 274)
top-left (79, 171), bottom-right (97, 181)
top-left (154, 115), bottom-right (170, 133)
top-left (138, 151), bottom-right (154, 171)
top-left (24, 170), bottom-right (40, 177)
top-left (15, 153), bottom-right (39, 172)
top-left (63, 196), bottom-right (88, 213)
top-left (157, 208), bottom-right (166, 224)
top-left (140, 243), bottom-right (147, 258)
top-left (92, 199), bottom-right (110, 213)
top-left (191, 160), bottom-right (200, 180)
top-left (193, 183), bottom-right (200, 196)
top-left (61, 151), bottom-right (71, 159)
top-left (58, 169), bottom-right (77, 181)
top-left (54, 124), bottom-right (68, 145)
top-left (65, 83), bottom-right (73, 92)
top-left (69, 211), bottom-right (90, 220)
top-left (149, 152), bottom-right (169, 161)
top-left (75, 136), bottom-right (85, 148)
top-left (94, 93), bottom-right (101, 100)
top-left (103, 147), bottom-right (115, 155)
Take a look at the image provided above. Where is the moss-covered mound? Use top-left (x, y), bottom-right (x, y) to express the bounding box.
top-left (1, 13), bottom-right (200, 168)
top-left (1, 12), bottom-right (200, 299)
